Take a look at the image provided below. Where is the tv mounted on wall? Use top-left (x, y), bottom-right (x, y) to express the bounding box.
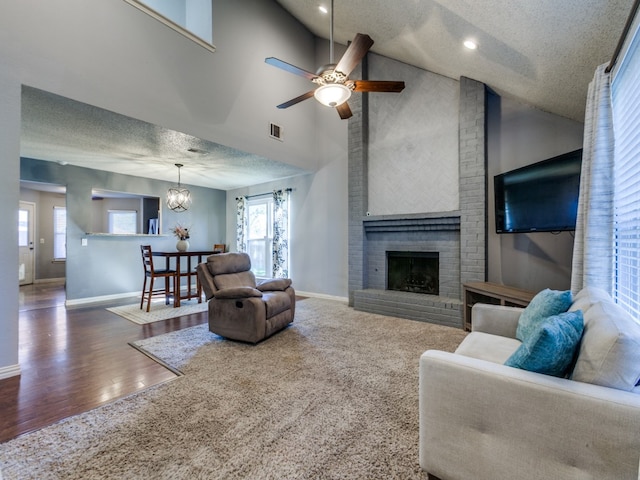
top-left (494, 149), bottom-right (582, 233)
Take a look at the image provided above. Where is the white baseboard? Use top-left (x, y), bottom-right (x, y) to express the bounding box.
top-left (65, 284), bottom-right (201, 308)
top-left (296, 291), bottom-right (348, 303)
top-left (34, 277), bottom-right (65, 284)
top-left (0, 364), bottom-right (21, 380)
top-left (65, 291), bottom-right (140, 308)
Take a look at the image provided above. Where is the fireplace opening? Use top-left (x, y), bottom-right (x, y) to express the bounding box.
top-left (387, 251), bottom-right (439, 295)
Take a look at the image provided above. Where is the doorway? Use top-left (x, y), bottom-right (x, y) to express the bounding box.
top-left (19, 182), bottom-right (67, 301)
top-left (18, 201), bottom-right (35, 285)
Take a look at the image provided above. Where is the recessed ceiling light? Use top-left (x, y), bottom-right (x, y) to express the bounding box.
top-left (464, 40), bottom-right (478, 50)
top-left (319, 5), bottom-right (328, 14)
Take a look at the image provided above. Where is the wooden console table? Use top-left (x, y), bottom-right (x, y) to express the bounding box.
top-left (463, 282), bottom-right (536, 331)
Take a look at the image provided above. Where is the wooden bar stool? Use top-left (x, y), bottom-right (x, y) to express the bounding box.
top-left (139, 245), bottom-right (177, 312)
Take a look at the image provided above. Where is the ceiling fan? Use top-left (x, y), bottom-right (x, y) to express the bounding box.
top-left (265, 1), bottom-right (405, 120)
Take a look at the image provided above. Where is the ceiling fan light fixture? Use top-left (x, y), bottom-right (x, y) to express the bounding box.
top-left (464, 39), bottom-right (478, 50)
top-left (314, 83), bottom-right (352, 107)
top-left (166, 163), bottom-right (192, 212)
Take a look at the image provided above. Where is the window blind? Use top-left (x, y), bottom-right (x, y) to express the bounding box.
top-left (612, 25), bottom-right (640, 319)
top-left (53, 206), bottom-right (67, 260)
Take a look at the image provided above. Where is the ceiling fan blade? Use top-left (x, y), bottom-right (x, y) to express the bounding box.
top-left (353, 80), bottom-right (406, 93)
top-left (334, 33), bottom-right (374, 77)
top-left (265, 57), bottom-right (317, 81)
top-left (336, 102), bottom-right (353, 120)
top-left (276, 90), bottom-right (316, 109)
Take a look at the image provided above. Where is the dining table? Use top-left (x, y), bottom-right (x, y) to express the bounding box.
top-left (152, 250), bottom-right (216, 307)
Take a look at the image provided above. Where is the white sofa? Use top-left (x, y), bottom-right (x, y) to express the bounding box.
top-left (419, 287), bottom-right (640, 480)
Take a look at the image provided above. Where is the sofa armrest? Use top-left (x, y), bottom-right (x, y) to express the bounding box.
top-left (419, 350), bottom-right (640, 480)
top-left (213, 287), bottom-right (263, 299)
top-left (471, 303), bottom-right (523, 338)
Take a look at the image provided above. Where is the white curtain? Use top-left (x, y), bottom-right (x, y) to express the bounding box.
top-left (570, 63), bottom-right (615, 295)
top-left (236, 196), bottom-right (247, 253)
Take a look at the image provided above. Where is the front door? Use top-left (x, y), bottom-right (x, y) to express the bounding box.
top-left (19, 201), bottom-right (36, 285)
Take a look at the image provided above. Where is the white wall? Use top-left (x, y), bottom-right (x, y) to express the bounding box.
top-left (0, 0), bottom-right (330, 375)
top-left (487, 93), bottom-right (584, 291)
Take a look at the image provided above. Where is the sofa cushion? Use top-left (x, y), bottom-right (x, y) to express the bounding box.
top-left (571, 300), bottom-right (640, 391)
top-left (207, 252), bottom-right (252, 275)
top-left (505, 310), bottom-right (584, 377)
top-left (516, 288), bottom-right (573, 342)
top-left (455, 332), bottom-right (521, 364)
top-left (569, 286), bottom-right (611, 315)
top-left (214, 271), bottom-right (257, 290)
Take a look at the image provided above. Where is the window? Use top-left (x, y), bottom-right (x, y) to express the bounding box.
top-left (53, 206), bottom-right (66, 261)
top-left (247, 196), bottom-right (274, 278)
top-left (612, 23), bottom-right (640, 319)
top-left (237, 190), bottom-right (290, 278)
top-left (108, 210), bottom-right (138, 234)
top-left (123, 0), bottom-right (215, 52)
top-left (18, 209), bottom-right (29, 247)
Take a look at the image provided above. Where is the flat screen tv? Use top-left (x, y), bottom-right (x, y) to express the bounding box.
top-left (494, 149), bottom-right (582, 233)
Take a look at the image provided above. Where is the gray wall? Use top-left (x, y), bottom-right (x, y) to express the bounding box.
top-left (21, 158), bottom-right (226, 301)
top-left (368, 55), bottom-right (460, 215)
top-left (0, 0), bottom-right (585, 376)
top-left (0, 0), bottom-right (327, 373)
top-left (487, 93), bottom-right (584, 291)
top-left (226, 39), bottom-right (349, 300)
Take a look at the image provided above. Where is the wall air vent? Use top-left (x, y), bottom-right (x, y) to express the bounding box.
top-left (269, 123), bottom-right (283, 141)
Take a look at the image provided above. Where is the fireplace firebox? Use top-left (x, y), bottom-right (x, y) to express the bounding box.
top-left (387, 251), bottom-right (439, 295)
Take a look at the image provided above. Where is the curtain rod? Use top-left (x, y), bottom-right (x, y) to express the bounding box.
top-left (606, 0), bottom-right (640, 73)
top-left (236, 188), bottom-right (292, 201)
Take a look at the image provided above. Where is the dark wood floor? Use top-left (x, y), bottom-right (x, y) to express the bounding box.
top-left (0, 280), bottom-right (207, 444)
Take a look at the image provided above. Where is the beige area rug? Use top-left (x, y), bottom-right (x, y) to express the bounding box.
top-left (106, 298), bottom-right (207, 325)
top-left (0, 298), bottom-right (467, 480)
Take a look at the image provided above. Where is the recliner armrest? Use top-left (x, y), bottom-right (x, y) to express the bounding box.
top-left (213, 287), bottom-right (263, 299)
top-left (256, 278), bottom-right (292, 292)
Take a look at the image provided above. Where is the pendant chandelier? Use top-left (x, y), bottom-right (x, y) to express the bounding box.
top-left (166, 163), bottom-right (192, 212)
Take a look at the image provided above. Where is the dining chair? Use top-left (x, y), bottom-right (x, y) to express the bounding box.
top-left (139, 245), bottom-right (177, 312)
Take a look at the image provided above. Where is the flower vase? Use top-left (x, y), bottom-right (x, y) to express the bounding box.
top-left (176, 239), bottom-right (190, 252)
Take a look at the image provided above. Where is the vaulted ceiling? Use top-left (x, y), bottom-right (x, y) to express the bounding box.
top-left (277, 0), bottom-right (633, 122)
top-left (20, 1), bottom-right (634, 191)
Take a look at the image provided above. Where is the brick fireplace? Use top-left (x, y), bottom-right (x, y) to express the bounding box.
top-left (352, 214), bottom-right (463, 327)
top-left (346, 68), bottom-right (487, 329)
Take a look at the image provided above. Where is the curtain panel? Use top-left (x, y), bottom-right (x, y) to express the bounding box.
top-left (570, 63), bottom-right (615, 295)
top-left (272, 189), bottom-right (290, 278)
top-left (236, 196), bottom-right (247, 253)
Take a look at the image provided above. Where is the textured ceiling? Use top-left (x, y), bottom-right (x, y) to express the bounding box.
top-left (277, 0), bottom-right (632, 122)
top-left (21, 1), bottom-right (634, 192)
top-left (20, 87), bottom-right (309, 191)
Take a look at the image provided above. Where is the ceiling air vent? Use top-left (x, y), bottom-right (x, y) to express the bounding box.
top-left (269, 123), bottom-right (283, 141)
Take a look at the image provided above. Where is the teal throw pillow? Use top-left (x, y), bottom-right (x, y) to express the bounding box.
top-left (505, 310), bottom-right (584, 377)
top-left (516, 288), bottom-right (573, 342)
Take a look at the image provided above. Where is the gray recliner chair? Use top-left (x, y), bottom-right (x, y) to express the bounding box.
top-left (196, 252), bottom-right (295, 343)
